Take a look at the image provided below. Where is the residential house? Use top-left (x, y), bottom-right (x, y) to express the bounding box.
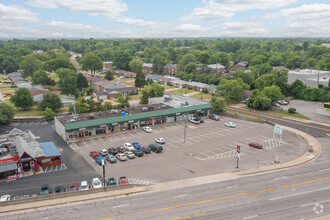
top-left (86, 76), bottom-right (103, 86)
top-left (142, 63), bottom-right (153, 74)
top-left (27, 86), bottom-right (49, 96)
top-left (33, 94), bottom-right (44, 106)
top-left (60, 96), bottom-right (75, 107)
top-left (163, 63), bottom-right (177, 75)
top-left (103, 62), bottom-right (113, 69)
top-left (146, 75), bottom-right (163, 83)
top-left (235, 62), bottom-right (249, 70)
top-left (156, 77), bottom-right (174, 85)
top-left (196, 64), bottom-right (225, 75)
top-left (114, 70), bottom-right (136, 78)
top-left (93, 92), bottom-right (108, 102)
top-left (105, 87), bottom-right (138, 99)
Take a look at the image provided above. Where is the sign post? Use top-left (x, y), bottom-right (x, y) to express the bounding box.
top-left (273, 125), bottom-right (283, 143)
top-left (102, 159), bottom-right (106, 187)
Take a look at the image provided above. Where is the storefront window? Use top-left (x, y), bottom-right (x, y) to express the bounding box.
top-left (140, 119), bottom-right (152, 126)
top-left (96, 128), bottom-right (106, 135)
top-left (154, 117), bottom-right (166, 125)
top-left (167, 116), bottom-right (175, 123)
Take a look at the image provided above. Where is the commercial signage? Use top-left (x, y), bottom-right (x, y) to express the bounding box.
top-left (19, 157), bottom-right (32, 162)
top-left (0, 157), bottom-right (19, 165)
top-left (112, 123), bottom-right (118, 126)
top-left (100, 125), bottom-right (106, 128)
top-left (176, 113), bottom-right (181, 116)
top-left (274, 125), bottom-right (282, 134)
top-left (7, 173), bottom-right (24, 180)
top-left (128, 120), bottom-right (134, 123)
top-left (79, 128), bottom-right (86, 131)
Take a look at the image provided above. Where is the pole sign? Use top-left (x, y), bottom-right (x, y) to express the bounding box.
top-left (274, 125), bottom-right (282, 134)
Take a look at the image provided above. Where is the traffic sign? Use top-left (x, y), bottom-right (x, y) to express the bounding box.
top-left (236, 152), bottom-right (241, 160)
top-left (274, 125), bottom-right (282, 134)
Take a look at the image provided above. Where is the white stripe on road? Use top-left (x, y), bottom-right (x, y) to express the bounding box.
top-left (172, 194), bottom-right (188, 199)
top-left (112, 204), bottom-right (129, 209)
top-left (242, 215), bottom-right (258, 219)
top-left (301, 199), bottom-right (330, 207)
top-left (269, 186), bottom-right (330, 201)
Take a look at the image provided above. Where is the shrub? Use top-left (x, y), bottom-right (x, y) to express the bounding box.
top-left (288, 107), bottom-right (296, 113)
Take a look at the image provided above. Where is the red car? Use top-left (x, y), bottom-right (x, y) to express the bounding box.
top-left (90, 151), bottom-right (100, 158)
top-left (284, 99), bottom-right (290, 104)
top-left (249, 142), bottom-right (263, 149)
top-left (119, 176), bottom-right (129, 185)
top-left (68, 184), bottom-right (78, 192)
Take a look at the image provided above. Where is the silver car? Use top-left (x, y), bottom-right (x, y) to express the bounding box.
top-left (225, 122), bottom-right (236, 128)
top-left (116, 153), bottom-right (128, 161)
top-left (125, 151), bottom-right (135, 159)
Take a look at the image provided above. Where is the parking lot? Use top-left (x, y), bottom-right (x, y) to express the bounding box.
top-left (72, 116), bottom-right (308, 185)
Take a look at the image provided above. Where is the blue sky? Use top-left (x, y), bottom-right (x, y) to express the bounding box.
top-left (1, 0), bottom-right (330, 38)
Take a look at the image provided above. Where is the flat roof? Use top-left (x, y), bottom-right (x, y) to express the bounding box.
top-left (64, 104), bottom-right (211, 132)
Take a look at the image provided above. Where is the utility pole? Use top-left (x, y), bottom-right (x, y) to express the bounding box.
top-left (317, 66), bottom-right (320, 88)
top-left (102, 159), bottom-right (106, 187)
top-left (184, 112), bottom-right (187, 142)
top-left (236, 145), bottom-right (241, 169)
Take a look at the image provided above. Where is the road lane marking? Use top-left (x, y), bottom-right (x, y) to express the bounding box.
top-left (167, 213), bottom-right (205, 220)
top-left (269, 186), bottom-right (330, 201)
top-left (301, 199), bottom-right (330, 207)
top-left (242, 215), bottom-right (259, 219)
top-left (274, 176), bottom-right (288, 180)
top-left (225, 107), bottom-right (330, 132)
top-left (172, 194), bottom-right (188, 199)
top-left (112, 204), bottom-right (129, 209)
top-left (104, 176), bottom-right (330, 220)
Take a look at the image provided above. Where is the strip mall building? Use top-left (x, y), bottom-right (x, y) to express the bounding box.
top-left (55, 96), bottom-right (211, 142)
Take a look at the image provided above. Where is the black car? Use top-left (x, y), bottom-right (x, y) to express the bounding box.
top-left (140, 146), bottom-right (151, 154)
top-left (54, 186), bottom-right (66, 193)
top-left (195, 117), bottom-right (204, 123)
top-left (40, 185), bottom-right (52, 195)
top-left (148, 144), bottom-right (163, 153)
top-left (107, 177), bottom-right (117, 186)
top-left (209, 114), bottom-right (220, 121)
top-left (116, 146), bottom-right (126, 153)
top-left (108, 147), bottom-right (118, 155)
top-left (132, 149), bottom-right (144, 157)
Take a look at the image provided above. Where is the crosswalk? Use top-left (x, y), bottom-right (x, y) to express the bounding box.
top-left (128, 178), bottom-right (155, 185)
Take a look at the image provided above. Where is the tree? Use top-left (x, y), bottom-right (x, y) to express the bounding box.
top-left (76, 72), bottom-right (88, 91)
top-left (32, 70), bottom-right (48, 85)
top-left (95, 42), bottom-right (105, 50)
top-left (19, 54), bottom-right (41, 78)
top-left (115, 93), bottom-right (130, 108)
top-left (86, 87), bottom-right (94, 95)
top-left (262, 85), bottom-right (283, 102)
top-left (10, 88), bottom-right (34, 110)
top-left (44, 58), bottom-right (75, 72)
top-left (42, 77), bottom-right (55, 86)
top-left (268, 55), bottom-right (283, 66)
top-left (129, 59), bottom-right (143, 73)
top-left (135, 71), bottom-right (146, 88)
top-left (80, 52), bottom-right (103, 75)
top-left (184, 62), bottom-right (198, 74)
top-left (113, 50), bottom-right (132, 70)
top-left (59, 73), bottom-right (78, 97)
top-left (232, 69), bottom-right (255, 87)
top-left (209, 52), bottom-right (230, 67)
top-left (0, 102), bottom-right (15, 124)
top-left (39, 93), bottom-right (62, 111)
top-left (210, 97), bottom-right (226, 112)
top-left (178, 53), bottom-right (196, 72)
top-left (42, 107), bottom-right (57, 120)
top-left (250, 55), bottom-right (267, 66)
top-left (216, 78), bottom-right (250, 101)
top-left (152, 54), bottom-right (167, 74)
top-left (139, 83), bottom-right (165, 104)
top-left (199, 51), bottom-right (211, 64)
top-left (104, 71), bottom-right (114, 81)
top-left (246, 90), bottom-right (271, 110)
top-left (290, 79), bottom-right (306, 98)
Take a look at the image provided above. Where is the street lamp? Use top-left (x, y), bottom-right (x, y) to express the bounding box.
top-left (102, 159), bottom-right (106, 187)
top-left (184, 112), bottom-right (188, 142)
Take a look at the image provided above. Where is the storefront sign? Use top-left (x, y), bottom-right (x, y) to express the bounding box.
top-left (197, 110), bottom-right (201, 112)
top-left (19, 157), bottom-right (32, 162)
top-left (128, 120), bottom-right (134, 123)
top-left (7, 173), bottom-right (24, 180)
top-left (0, 157), bottom-right (19, 165)
top-left (100, 125), bottom-right (106, 128)
top-left (112, 123), bottom-right (118, 126)
top-left (176, 113), bottom-right (181, 116)
top-left (79, 128), bottom-right (86, 131)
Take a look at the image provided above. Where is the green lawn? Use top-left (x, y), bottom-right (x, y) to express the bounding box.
top-left (162, 85), bottom-right (174, 90)
top-left (15, 106), bottom-right (69, 117)
top-left (171, 88), bottom-right (194, 95)
top-left (49, 74), bottom-right (60, 82)
top-left (241, 106), bottom-right (310, 120)
top-left (189, 93), bottom-right (214, 100)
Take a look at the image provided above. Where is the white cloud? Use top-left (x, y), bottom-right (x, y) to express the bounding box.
top-left (25, 0), bottom-right (128, 18)
top-left (216, 22), bottom-right (268, 37)
top-left (180, 0), bottom-right (298, 21)
top-left (0, 4), bottom-right (40, 26)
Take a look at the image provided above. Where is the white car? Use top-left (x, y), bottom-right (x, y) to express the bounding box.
top-left (225, 122), bottom-right (236, 128)
top-left (142, 126), bottom-right (152, 133)
top-left (92, 178), bottom-right (102, 189)
top-left (80, 181), bottom-right (89, 191)
top-left (116, 153), bottom-right (128, 161)
top-left (155, 138), bottom-right (166, 144)
top-left (125, 151), bottom-right (135, 159)
top-left (189, 117), bottom-right (200, 124)
top-left (124, 143), bottom-right (135, 151)
top-left (98, 149), bottom-right (108, 156)
top-left (0, 195), bottom-right (10, 202)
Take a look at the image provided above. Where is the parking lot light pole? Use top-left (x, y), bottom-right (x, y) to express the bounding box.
top-left (184, 112), bottom-right (187, 142)
top-left (102, 159), bottom-right (105, 187)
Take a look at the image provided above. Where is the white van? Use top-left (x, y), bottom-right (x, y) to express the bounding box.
top-left (80, 181), bottom-right (89, 191)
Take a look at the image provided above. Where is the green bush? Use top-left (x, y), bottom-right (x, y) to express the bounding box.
top-left (288, 107), bottom-right (296, 113)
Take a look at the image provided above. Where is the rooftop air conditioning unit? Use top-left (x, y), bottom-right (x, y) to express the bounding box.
top-left (70, 119), bottom-right (76, 123)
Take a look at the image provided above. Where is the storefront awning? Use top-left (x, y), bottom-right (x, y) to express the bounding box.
top-left (0, 162), bottom-right (18, 173)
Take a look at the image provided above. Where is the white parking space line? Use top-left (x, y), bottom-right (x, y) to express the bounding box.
top-left (90, 139), bottom-right (96, 145)
top-left (21, 122), bottom-right (27, 126)
top-left (99, 138), bottom-right (105, 143)
top-left (162, 145), bottom-right (171, 151)
top-left (167, 142), bottom-right (179, 149)
top-left (134, 131), bottom-right (143, 136)
top-left (28, 122), bottom-right (34, 126)
top-left (87, 157), bottom-right (103, 171)
top-left (83, 141), bottom-right (89, 147)
top-left (35, 122), bottom-right (39, 125)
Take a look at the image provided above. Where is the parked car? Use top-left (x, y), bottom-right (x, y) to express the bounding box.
top-left (125, 151), bottom-right (136, 159)
top-left (107, 177), bottom-right (117, 186)
top-left (241, 98), bottom-right (247, 104)
top-left (68, 184), bottom-right (78, 192)
top-left (209, 114), bottom-right (220, 121)
top-left (40, 185), bottom-right (51, 195)
top-left (90, 151), bottom-right (100, 158)
top-left (116, 153), bottom-right (128, 161)
top-left (108, 147), bottom-right (118, 155)
top-left (188, 117), bottom-right (200, 124)
top-left (95, 156), bottom-right (106, 165)
top-left (132, 142), bottom-right (141, 149)
top-left (105, 154), bottom-right (117, 163)
top-left (119, 176), bottom-right (129, 185)
top-left (124, 143), bottom-right (135, 151)
top-left (272, 102), bottom-right (280, 107)
top-left (195, 117), bottom-right (204, 123)
top-left (224, 122), bottom-right (236, 128)
top-left (80, 181), bottom-right (89, 191)
top-left (278, 100), bottom-right (288, 105)
top-left (54, 186), bottom-right (66, 193)
top-left (142, 126), bottom-right (152, 133)
top-left (284, 99), bottom-right (290, 104)
top-left (92, 178), bottom-right (103, 188)
top-left (140, 146), bottom-right (151, 154)
top-left (148, 144), bottom-right (163, 153)
top-left (98, 149), bottom-right (108, 156)
top-left (0, 195), bottom-right (10, 201)
top-left (155, 138), bottom-right (165, 144)
top-left (116, 146), bottom-right (126, 153)
top-left (249, 142), bottom-right (263, 149)
top-left (132, 149), bottom-right (144, 157)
